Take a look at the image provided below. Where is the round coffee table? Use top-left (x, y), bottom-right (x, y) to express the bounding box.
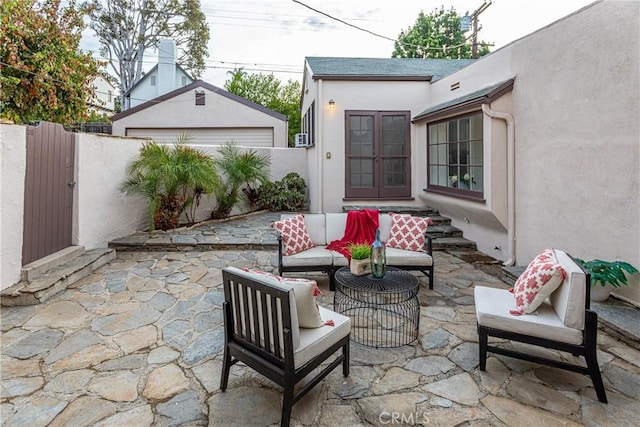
top-left (334, 266), bottom-right (420, 348)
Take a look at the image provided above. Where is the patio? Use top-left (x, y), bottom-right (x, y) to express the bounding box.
top-left (1, 215), bottom-right (639, 426)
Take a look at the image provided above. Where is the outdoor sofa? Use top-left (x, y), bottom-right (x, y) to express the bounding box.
top-left (274, 212), bottom-right (434, 290)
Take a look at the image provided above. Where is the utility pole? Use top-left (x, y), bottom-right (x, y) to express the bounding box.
top-left (470, 1), bottom-right (492, 59)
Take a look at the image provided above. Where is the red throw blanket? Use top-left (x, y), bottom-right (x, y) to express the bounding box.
top-left (326, 209), bottom-right (379, 260)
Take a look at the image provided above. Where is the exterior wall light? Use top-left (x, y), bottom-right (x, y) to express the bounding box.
top-left (328, 99), bottom-right (335, 110)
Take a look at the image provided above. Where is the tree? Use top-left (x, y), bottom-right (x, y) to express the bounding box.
top-left (392, 7), bottom-right (490, 59)
top-left (85, 0), bottom-right (210, 100)
top-left (0, 0), bottom-right (99, 124)
top-left (224, 69), bottom-right (302, 146)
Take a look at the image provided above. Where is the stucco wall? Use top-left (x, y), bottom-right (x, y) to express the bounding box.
top-left (74, 134), bottom-right (148, 249)
top-left (113, 86), bottom-right (288, 148)
top-left (420, 0), bottom-right (639, 272)
top-left (1, 124), bottom-right (27, 288)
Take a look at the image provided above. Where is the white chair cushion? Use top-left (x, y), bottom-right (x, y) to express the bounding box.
top-left (294, 306), bottom-right (351, 368)
top-left (550, 249), bottom-right (586, 330)
top-left (279, 213), bottom-right (327, 246)
top-left (281, 246), bottom-right (333, 267)
top-left (386, 247), bottom-right (433, 267)
top-left (475, 286), bottom-right (583, 345)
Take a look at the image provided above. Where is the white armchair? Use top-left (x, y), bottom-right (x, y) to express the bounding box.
top-left (474, 249), bottom-right (607, 403)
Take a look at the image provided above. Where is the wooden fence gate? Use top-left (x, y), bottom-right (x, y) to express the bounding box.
top-left (22, 122), bottom-right (75, 265)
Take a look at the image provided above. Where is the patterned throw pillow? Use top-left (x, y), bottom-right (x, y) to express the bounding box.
top-left (509, 248), bottom-right (567, 316)
top-left (271, 214), bottom-right (314, 256)
top-left (386, 213), bottom-right (433, 252)
top-left (242, 269), bottom-right (331, 328)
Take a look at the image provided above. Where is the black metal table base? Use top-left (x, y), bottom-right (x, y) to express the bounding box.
top-left (334, 267), bottom-right (420, 348)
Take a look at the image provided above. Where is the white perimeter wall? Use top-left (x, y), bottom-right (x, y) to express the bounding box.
top-left (1, 124), bottom-right (308, 290)
top-left (1, 125), bottom-right (27, 288)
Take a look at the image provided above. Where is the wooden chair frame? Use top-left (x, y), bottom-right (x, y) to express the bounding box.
top-left (220, 269), bottom-right (350, 427)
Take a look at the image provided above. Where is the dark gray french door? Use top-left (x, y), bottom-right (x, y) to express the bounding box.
top-left (345, 111), bottom-right (411, 199)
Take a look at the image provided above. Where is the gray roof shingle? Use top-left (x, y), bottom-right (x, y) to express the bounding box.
top-left (306, 57), bottom-right (475, 81)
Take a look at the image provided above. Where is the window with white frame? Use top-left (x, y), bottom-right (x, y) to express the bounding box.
top-left (427, 112), bottom-right (483, 197)
top-left (150, 75), bottom-right (157, 86)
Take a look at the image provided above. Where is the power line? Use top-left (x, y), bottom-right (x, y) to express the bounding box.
top-left (291, 0), bottom-right (470, 52)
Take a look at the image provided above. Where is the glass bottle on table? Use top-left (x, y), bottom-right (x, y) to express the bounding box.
top-left (370, 228), bottom-right (386, 278)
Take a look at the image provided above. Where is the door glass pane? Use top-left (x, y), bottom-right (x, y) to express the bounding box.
top-left (349, 116), bottom-right (374, 156)
top-left (350, 159), bottom-right (374, 187)
top-left (382, 116), bottom-right (406, 156)
top-left (383, 159), bottom-right (406, 186)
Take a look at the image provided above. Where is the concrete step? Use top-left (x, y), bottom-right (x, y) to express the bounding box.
top-left (343, 205), bottom-right (439, 217)
top-left (22, 246), bottom-right (85, 281)
top-left (432, 237), bottom-right (477, 251)
top-left (426, 224), bottom-right (463, 239)
top-left (1, 248), bottom-right (116, 306)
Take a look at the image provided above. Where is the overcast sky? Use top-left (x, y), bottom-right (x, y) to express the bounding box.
top-left (81, 0), bottom-right (596, 88)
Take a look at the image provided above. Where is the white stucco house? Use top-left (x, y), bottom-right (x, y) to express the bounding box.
top-left (123, 39), bottom-right (194, 110)
top-left (87, 74), bottom-right (117, 116)
top-left (300, 0), bottom-right (639, 302)
top-left (111, 80), bottom-right (289, 148)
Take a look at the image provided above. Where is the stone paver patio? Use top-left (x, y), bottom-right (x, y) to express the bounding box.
top-left (2, 217), bottom-right (640, 426)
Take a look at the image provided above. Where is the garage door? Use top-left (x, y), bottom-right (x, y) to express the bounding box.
top-left (126, 128), bottom-right (274, 147)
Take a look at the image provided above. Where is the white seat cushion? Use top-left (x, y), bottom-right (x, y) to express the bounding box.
top-left (474, 286), bottom-right (583, 345)
top-left (325, 213), bottom-right (348, 243)
top-left (332, 252), bottom-right (349, 267)
top-left (282, 246), bottom-right (333, 267)
top-left (294, 306), bottom-right (351, 368)
top-left (279, 213), bottom-right (327, 246)
top-left (386, 247), bottom-right (433, 267)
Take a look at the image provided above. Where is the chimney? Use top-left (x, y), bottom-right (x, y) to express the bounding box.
top-left (157, 39), bottom-right (176, 96)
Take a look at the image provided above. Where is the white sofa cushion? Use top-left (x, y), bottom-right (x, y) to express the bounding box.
top-left (550, 249), bottom-right (586, 330)
top-left (325, 213), bottom-right (348, 243)
top-left (281, 246), bottom-right (333, 267)
top-left (474, 285), bottom-right (583, 345)
top-left (295, 306), bottom-right (351, 368)
top-left (386, 247), bottom-right (433, 267)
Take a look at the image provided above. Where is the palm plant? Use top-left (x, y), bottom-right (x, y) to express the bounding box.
top-left (210, 142), bottom-right (271, 219)
top-left (121, 136), bottom-right (218, 230)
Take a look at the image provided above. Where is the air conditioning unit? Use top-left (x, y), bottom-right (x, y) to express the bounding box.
top-left (294, 133), bottom-right (310, 148)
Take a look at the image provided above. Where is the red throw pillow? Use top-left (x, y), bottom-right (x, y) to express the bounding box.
top-left (271, 214), bottom-right (314, 256)
top-left (386, 213), bottom-right (433, 252)
top-left (509, 248), bottom-right (566, 315)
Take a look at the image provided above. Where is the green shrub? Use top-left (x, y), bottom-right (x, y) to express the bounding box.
top-left (120, 136), bottom-right (218, 231)
top-left (258, 172), bottom-right (307, 211)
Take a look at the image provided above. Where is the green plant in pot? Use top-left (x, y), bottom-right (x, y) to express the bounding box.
top-left (575, 258), bottom-right (639, 301)
top-left (348, 243), bottom-right (372, 276)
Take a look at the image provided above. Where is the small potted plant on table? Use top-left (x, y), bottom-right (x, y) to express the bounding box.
top-left (575, 258), bottom-right (639, 301)
top-left (349, 243), bottom-right (372, 276)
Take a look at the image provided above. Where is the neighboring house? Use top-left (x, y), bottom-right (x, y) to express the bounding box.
top-left (111, 80), bottom-right (289, 148)
top-left (123, 39), bottom-right (194, 110)
top-left (87, 74), bottom-right (117, 117)
top-left (300, 0), bottom-right (639, 298)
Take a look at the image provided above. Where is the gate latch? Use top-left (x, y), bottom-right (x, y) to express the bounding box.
top-left (68, 181), bottom-right (77, 188)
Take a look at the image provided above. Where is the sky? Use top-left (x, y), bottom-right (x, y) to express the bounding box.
top-left (81, 0), bottom-right (596, 88)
